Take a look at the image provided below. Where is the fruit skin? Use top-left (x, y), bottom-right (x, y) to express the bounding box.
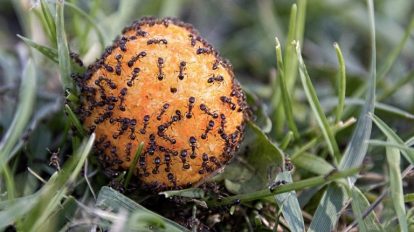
top-left (76, 17), bottom-right (248, 191)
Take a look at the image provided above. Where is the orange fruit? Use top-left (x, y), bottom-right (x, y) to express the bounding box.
top-left (77, 17), bottom-right (248, 191)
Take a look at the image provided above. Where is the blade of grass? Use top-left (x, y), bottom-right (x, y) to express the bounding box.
top-left (291, 138), bottom-right (318, 160)
top-left (376, 15), bottom-right (414, 82)
top-left (368, 140), bottom-right (414, 155)
top-left (386, 143), bottom-right (408, 232)
top-left (367, 101), bottom-right (413, 119)
top-left (17, 35), bottom-right (58, 63)
top-left (339, 0), bottom-right (376, 180)
top-left (285, 0), bottom-right (307, 90)
top-left (350, 187), bottom-right (383, 232)
top-left (371, 114), bottom-right (414, 164)
top-left (308, 183), bottom-right (348, 232)
top-left (406, 137), bottom-right (414, 146)
top-left (280, 131), bottom-right (293, 149)
top-left (96, 186), bottom-right (190, 231)
top-left (0, 60), bottom-right (37, 170)
top-left (309, 1), bottom-right (377, 231)
top-left (39, 0), bottom-right (57, 46)
top-left (272, 4), bottom-right (296, 135)
top-left (275, 37), bottom-right (299, 138)
top-left (64, 104), bottom-right (85, 136)
top-left (159, 0), bottom-right (184, 17)
top-left (322, 97), bottom-right (414, 119)
top-left (159, 188), bottom-right (205, 199)
top-left (273, 171), bottom-right (305, 232)
top-left (284, 4), bottom-right (297, 91)
top-left (18, 35), bottom-right (86, 74)
top-left (106, 0), bottom-right (142, 41)
top-left (345, 190), bottom-right (388, 232)
top-left (207, 167), bottom-right (360, 207)
top-left (295, 41), bottom-right (341, 164)
top-left (344, 15), bottom-right (414, 116)
top-left (291, 152), bottom-right (335, 175)
top-left (333, 42), bottom-right (346, 123)
top-left (64, 2), bottom-right (106, 49)
top-left (405, 193), bottom-right (414, 203)
top-left (295, 0), bottom-right (307, 48)
top-left (124, 142), bottom-right (144, 188)
top-left (1, 165), bottom-right (15, 201)
top-left (56, 0), bottom-right (74, 92)
top-left (291, 117), bottom-right (356, 162)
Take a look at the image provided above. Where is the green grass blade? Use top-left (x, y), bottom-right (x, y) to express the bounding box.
top-left (377, 15), bottom-right (414, 83)
top-left (96, 186), bottom-right (190, 231)
top-left (363, 100), bottom-right (414, 119)
top-left (295, 41), bottom-right (341, 163)
top-left (280, 131), bottom-right (293, 149)
top-left (273, 4), bottom-right (298, 135)
top-left (273, 171), bottom-right (305, 231)
top-left (208, 167), bottom-right (359, 207)
top-left (159, 0), bottom-right (184, 17)
top-left (275, 37), bottom-right (299, 138)
top-left (350, 187), bottom-right (383, 232)
top-left (0, 60), bottom-right (36, 168)
top-left (308, 183), bottom-right (348, 232)
top-left (339, 0), bottom-right (376, 177)
top-left (371, 114), bottom-right (414, 164)
top-left (124, 142), bottom-right (144, 188)
top-left (309, 1), bottom-right (377, 231)
top-left (295, 0), bottom-right (307, 48)
top-left (386, 143), bottom-right (408, 232)
top-left (344, 15), bottom-right (414, 116)
top-left (291, 138), bottom-right (318, 160)
top-left (407, 137), bottom-right (414, 147)
top-left (17, 35), bottom-right (58, 63)
top-left (333, 42), bottom-right (346, 123)
top-left (284, 4), bottom-right (298, 91)
top-left (159, 188), bottom-right (205, 199)
top-left (39, 0), bottom-right (57, 46)
top-left (373, 104), bottom-right (414, 119)
top-left (322, 97), bottom-right (414, 119)
top-left (1, 164), bottom-right (15, 201)
top-left (64, 104), bottom-right (86, 136)
top-left (291, 153), bottom-right (335, 175)
top-left (64, 2), bottom-right (106, 49)
top-left (285, 0), bottom-right (306, 90)
top-left (56, 0), bottom-right (74, 92)
top-left (369, 140), bottom-right (414, 155)
top-left (405, 193), bottom-right (414, 203)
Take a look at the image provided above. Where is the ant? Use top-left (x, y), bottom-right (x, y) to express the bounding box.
top-left (47, 148), bottom-right (61, 171)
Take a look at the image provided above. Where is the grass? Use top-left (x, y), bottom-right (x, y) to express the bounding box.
top-left (0, 0), bottom-right (413, 231)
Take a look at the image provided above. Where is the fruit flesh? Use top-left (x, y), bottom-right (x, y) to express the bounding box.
top-left (78, 18), bottom-right (247, 190)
